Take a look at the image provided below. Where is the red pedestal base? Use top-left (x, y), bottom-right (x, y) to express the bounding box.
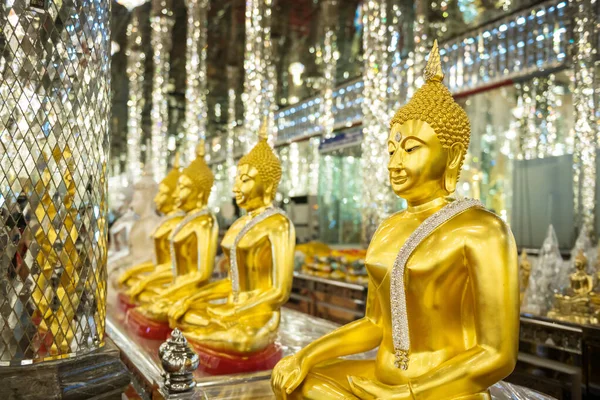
top-left (117, 292), bottom-right (136, 314)
top-left (190, 341), bottom-right (283, 375)
top-left (126, 308), bottom-right (172, 340)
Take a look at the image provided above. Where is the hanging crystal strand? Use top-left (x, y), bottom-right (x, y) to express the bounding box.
top-left (183, 0), bottom-right (209, 164)
top-left (388, 0), bottom-right (406, 112)
top-left (409, 0), bottom-right (429, 96)
top-left (225, 67), bottom-right (238, 196)
top-left (524, 79), bottom-right (538, 159)
top-left (242, 0), bottom-right (276, 150)
top-left (545, 74), bottom-right (558, 156)
top-left (570, 0), bottom-right (597, 231)
top-left (514, 83), bottom-right (524, 160)
top-left (320, 0), bottom-right (338, 139)
top-left (264, 0), bottom-right (277, 141)
top-left (515, 81), bottom-right (541, 160)
top-left (126, 11), bottom-right (144, 183)
top-left (150, 0), bottom-right (175, 180)
top-left (360, 0), bottom-right (400, 243)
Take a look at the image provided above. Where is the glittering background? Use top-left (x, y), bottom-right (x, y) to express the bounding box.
top-left (0, 0), bottom-right (110, 365)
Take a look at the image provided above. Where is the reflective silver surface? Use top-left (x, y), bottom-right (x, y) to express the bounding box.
top-left (0, 0), bottom-right (110, 365)
top-left (107, 298), bottom-right (553, 399)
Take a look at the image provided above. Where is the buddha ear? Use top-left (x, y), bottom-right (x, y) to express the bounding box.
top-left (197, 190), bottom-right (207, 207)
top-left (443, 142), bottom-right (464, 194)
top-left (263, 183), bottom-right (274, 204)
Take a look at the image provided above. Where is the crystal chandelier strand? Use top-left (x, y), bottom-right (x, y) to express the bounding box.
top-left (126, 11), bottom-right (144, 183)
top-left (226, 70), bottom-right (237, 196)
top-left (243, 0), bottom-right (276, 149)
top-left (410, 0), bottom-right (429, 95)
top-left (320, 0), bottom-right (338, 139)
top-left (361, 0), bottom-right (400, 242)
top-left (184, 0), bottom-right (209, 164)
top-left (150, 0), bottom-right (175, 180)
top-left (571, 0), bottom-right (597, 230)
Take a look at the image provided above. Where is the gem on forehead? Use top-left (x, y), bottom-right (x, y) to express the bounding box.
top-left (395, 133), bottom-right (402, 142)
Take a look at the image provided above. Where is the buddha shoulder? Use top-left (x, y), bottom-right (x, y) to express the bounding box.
top-left (452, 207), bottom-right (514, 246)
top-left (173, 213), bottom-right (216, 238)
top-left (261, 213), bottom-right (292, 235)
top-left (189, 212), bottom-right (216, 227)
top-left (154, 219), bottom-right (180, 237)
top-left (243, 213), bottom-right (292, 237)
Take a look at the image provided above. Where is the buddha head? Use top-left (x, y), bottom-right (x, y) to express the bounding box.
top-left (176, 141), bottom-right (214, 212)
top-left (575, 249), bottom-right (587, 273)
top-left (388, 41), bottom-right (470, 204)
top-left (131, 164), bottom-right (159, 217)
top-left (233, 121), bottom-right (282, 211)
top-left (154, 153), bottom-right (181, 215)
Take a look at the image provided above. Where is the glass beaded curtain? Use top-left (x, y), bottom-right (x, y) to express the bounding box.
top-left (0, 0), bottom-right (110, 365)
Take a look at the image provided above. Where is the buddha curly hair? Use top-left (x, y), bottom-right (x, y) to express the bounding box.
top-left (238, 139), bottom-right (282, 199)
top-left (390, 80), bottom-right (471, 175)
top-left (161, 166), bottom-right (181, 191)
top-left (183, 156), bottom-right (214, 197)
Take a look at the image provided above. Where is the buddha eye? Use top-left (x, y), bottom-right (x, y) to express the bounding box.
top-left (387, 142), bottom-right (396, 156)
top-left (406, 145), bottom-right (420, 153)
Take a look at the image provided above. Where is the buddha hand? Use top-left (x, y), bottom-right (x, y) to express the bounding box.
top-left (206, 304), bottom-right (236, 319)
top-left (271, 354), bottom-right (309, 398)
top-left (168, 297), bottom-right (192, 324)
top-left (117, 269), bottom-right (134, 285)
top-left (148, 298), bottom-right (169, 315)
top-left (127, 279), bottom-right (149, 299)
top-left (348, 376), bottom-right (412, 400)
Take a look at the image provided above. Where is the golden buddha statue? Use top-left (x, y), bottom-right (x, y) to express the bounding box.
top-left (168, 122), bottom-right (295, 366)
top-left (590, 242), bottom-right (600, 323)
top-left (127, 142), bottom-right (218, 312)
top-left (271, 41), bottom-right (519, 400)
top-left (548, 250), bottom-right (595, 324)
top-left (116, 154), bottom-right (184, 292)
top-left (519, 249), bottom-right (531, 305)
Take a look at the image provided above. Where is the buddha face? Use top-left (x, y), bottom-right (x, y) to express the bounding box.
top-left (130, 190), bottom-right (145, 215)
top-left (154, 183), bottom-right (175, 214)
top-left (387, 120), bottom-right (450, 204)
top-left (176, 174), bottom-right (202, 212)
top-left (575, 256), bottom-right (587, 272)
top-left (233, 164), bottom-right (269, 211)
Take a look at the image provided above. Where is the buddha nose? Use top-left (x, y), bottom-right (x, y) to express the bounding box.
top-left (388, 151), bottom-right (404, 170)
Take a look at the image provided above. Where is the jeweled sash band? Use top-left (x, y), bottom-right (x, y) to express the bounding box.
top-left (169, 208), bottom-right (213, 276)
top-left (230, 207), bottom-right (287, 301)
top-left (390, 198), bottom-right (483, 370)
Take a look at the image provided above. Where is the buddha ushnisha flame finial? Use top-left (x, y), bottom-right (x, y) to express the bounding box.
top-left (258, 116), bottom-right (268, 141)
top-left (196, 140), bottom-right (206, 158)
top-left (173, 151), bottom-right (181, 168)
top-left (424, 39), bottom-right (444, 83)
top-left (161, 151), bottom-right (182, 192)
